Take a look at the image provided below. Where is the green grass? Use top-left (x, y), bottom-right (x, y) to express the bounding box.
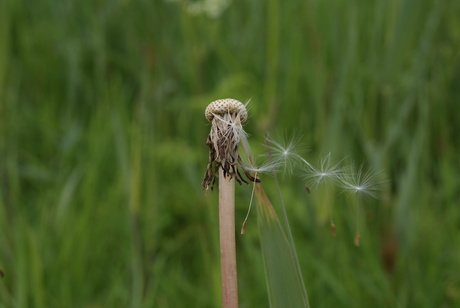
top-left (1, 0), bottom-right (460, 307)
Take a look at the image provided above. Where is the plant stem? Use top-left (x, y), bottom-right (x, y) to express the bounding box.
top-left (218, 168), bottom-right (238, 308)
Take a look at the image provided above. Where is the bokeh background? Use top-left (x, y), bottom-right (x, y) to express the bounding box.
top-left (1, 0), bottom-right (459, 307)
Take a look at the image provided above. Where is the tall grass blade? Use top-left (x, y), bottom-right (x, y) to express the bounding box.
top-left (240, 136), bottom-right (309, 308)
top-left (255, 183), bottom-right (309, 308)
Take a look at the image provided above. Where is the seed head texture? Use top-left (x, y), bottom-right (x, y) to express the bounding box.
top-left (205, 98), bottom-right (248, 122)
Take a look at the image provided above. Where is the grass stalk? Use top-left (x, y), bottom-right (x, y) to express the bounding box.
top-left (218, 168), bottom-right (238, 308)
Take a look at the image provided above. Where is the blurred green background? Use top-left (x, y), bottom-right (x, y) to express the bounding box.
top-left (1, 0), bottom-right (459, 307)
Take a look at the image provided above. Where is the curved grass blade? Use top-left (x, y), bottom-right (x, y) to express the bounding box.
top-left (239, 134), bottom-right (309, 308)
top-left (255, 183), bottom-right (310, 308)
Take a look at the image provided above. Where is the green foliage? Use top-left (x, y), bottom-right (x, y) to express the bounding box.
top-left (1, 0), bottom-right (460, 307)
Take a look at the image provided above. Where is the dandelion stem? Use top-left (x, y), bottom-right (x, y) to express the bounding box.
top-left (219, 165), bottom-right (239, 308)
top-left (202, 99), bottom-right (250, 308)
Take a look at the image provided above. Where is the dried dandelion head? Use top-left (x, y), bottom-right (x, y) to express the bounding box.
top-left (202, 98), bottom-right (254, 191)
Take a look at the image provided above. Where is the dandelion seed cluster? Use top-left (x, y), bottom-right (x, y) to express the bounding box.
top-left (263, 135), bottom-right (383, 198)
top-left (260, 134), bottom-right (385, 245)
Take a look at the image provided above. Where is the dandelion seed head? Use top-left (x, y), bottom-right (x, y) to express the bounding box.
top-left (264, 133), bottom-right (305, 176)
top-left (304, 153), bottom-right (343, 187)
top-left (338, 163), bottom-right (383, 199)
top-left (241, 158), bottom-right (281, 175)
